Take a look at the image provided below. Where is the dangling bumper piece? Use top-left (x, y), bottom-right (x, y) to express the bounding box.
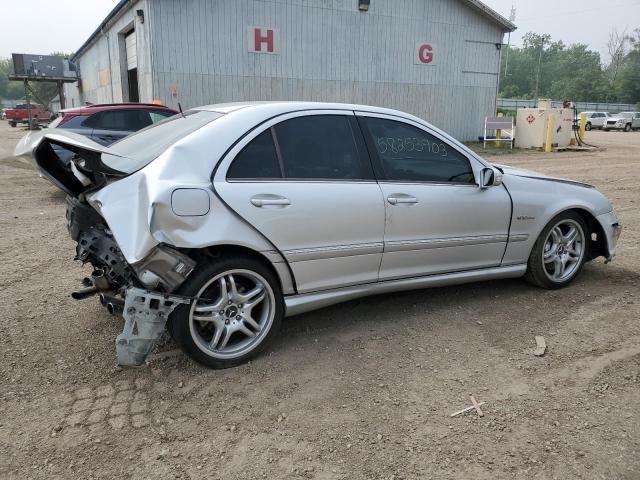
top-left (116, 287), bottom-right (191, 366)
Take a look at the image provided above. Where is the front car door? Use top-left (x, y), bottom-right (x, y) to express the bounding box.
top-left (214, 111), bottom-right (385, 293)
top-left (356, 112), bottom-right (512, 281)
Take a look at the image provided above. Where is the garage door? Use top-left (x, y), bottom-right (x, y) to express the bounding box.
top-left (125, 31), bottom-right (137, 70)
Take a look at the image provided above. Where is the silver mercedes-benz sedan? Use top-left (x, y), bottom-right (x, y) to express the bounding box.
top-left (18, 102), bottom-right (622, 368)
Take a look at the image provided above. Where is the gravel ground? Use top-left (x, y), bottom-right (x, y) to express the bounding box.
top-left (0, 122), bottom-right (638, 480)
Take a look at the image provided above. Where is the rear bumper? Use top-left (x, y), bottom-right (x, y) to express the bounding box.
top-left (595, 210), bottom-right (621, 261)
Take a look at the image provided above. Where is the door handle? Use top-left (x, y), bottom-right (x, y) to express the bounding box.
top-left (250, 195), bottom-right (291, 207)
top-left (387, 194), bottom-right (418, 205)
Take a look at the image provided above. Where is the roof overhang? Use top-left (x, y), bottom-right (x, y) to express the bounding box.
top-left (462, 0), bottom-right (516, 32)
top-left (71, 0), bottom-right (516, 63)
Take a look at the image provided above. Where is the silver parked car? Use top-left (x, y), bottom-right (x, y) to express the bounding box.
top-left (602, 111), bottom-right (640, 132)
top-left (580, 111), bottom-right (609, 131)
top-left (17, 102), bottom-right (622, 369)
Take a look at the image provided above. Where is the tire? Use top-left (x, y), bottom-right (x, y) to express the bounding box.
top-left (524, 211), bottom-right (590, 289)
top-left (624, 123), bottom-right (632, 132)
top-left (170, 255), bottom-right (283, 369)
top-left (585, 122), bottom-right (592, 131)
top-left (9, 122), bottom-right (16, 127)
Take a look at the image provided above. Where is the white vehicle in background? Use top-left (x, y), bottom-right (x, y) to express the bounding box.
top-left (602, 112), bottom-right (640, 132)
top-left (580, 111), bottom-right (609, 131)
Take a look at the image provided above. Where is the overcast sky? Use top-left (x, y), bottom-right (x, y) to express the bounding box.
top-left (1, 0), bottom-right (639, 61)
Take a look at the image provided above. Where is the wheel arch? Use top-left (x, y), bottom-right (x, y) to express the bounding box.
top-left (568, 207), bottom-right (608, 261)
top-left (192, 243), bottom-right (297, 295)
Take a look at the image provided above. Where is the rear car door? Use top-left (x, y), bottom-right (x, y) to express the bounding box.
top-left (214, 111), bottom-right (385, 293)
top-left (356, 113), bottom-right (511, 281)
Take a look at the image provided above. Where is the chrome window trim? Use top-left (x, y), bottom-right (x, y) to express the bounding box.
top-left (220, 109), bottom-right (373, 183)
top-left (225, 179), bottom-right (378, 184)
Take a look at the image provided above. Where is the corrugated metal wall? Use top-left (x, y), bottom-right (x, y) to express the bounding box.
top-left (64, 0), bottom-right (153, 108)
top-left (148, 0), bottom-right (504, 140)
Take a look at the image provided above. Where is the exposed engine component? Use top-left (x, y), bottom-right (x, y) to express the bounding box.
top-left (76, 225), bottom-right (136, 290)
top-left (116, 287), bottom-right (190, 366)
top-left (132, 245), bottom-right (196, 292)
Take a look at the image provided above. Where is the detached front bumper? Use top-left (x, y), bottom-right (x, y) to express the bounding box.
top-left (596, 210), bottom-right (622, 262)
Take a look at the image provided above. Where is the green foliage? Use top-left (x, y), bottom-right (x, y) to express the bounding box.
top-left (500, 31), bottom-right (639, 104)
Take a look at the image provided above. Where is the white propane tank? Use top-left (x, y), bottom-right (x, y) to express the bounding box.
top-left (515, 100), bottom-right (574, 149)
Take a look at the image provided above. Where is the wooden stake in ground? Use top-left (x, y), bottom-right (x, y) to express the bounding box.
top-left (469, 395), bottom-right (484, 417)
top-left (450, 396), bottom-right (486, 418)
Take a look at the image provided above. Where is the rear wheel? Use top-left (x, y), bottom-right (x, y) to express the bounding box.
top-left (9, 121), bottom-right (16, 127)
top-left (524, 212), bottom-right (590, 289)
top-left (585, 122), bottom-right (592, 131)
top-left (170, 255), bottom-right (283, 369)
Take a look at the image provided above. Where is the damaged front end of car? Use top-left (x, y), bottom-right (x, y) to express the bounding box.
top-left (24, 131), bottom-right (198, 366)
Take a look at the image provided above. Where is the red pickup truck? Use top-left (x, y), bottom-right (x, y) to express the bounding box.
top-left (5, 103), bottom-right (53, 127)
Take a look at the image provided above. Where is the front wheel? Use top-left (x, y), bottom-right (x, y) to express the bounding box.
top-left (624, 123), bottom-right (632, 132)
top-left (585, 122), bottom-right (592, 131)
top-left (9, 121), bottom-right (16, 127)
top-left (170, 255), bottom-right (283, 369)
top-left (524, 212), bottom-right (590, 289)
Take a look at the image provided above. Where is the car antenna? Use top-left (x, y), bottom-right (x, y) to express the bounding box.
top-left (178, 102), bottom-right (185, 118)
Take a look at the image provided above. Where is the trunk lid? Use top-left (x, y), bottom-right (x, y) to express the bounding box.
top-left (15, 129), bottom-right (129, 196)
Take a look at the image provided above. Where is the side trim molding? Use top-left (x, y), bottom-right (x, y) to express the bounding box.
top-left (385, 234), bottom-right (508, 253)
top-left (284, 264), bottom-right (527, 316)
top-left (283, 242), bottom-right (383, 262)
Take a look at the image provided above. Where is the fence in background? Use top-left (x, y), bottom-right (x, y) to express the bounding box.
top-left (497, 98), bottom-right (637, 113)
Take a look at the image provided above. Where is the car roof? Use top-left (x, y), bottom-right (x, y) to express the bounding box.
top-left (193, 101), bottom-right (417, 118)
top-left (61, 103), bottom-right (177, 114)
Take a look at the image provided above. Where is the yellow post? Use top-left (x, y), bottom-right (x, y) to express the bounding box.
top-left (579, 112), bottom-right (587, 139)
top-left (494, 112), bottom-right (503, 147)
top-left (544, 113), bottom-right (554, 153)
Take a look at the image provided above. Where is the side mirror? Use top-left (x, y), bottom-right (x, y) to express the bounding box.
top-left (479, 167), bottom-right (502, 189)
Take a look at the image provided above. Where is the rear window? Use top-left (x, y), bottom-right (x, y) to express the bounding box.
top-left (103, 110), bottom-right (223, 174)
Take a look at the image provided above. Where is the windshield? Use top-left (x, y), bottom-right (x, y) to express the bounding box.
top-left (103, 110), bottom-right (223, 174)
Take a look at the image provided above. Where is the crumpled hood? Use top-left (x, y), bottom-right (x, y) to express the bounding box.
top-left (493, 164), bottom-right (594, 189)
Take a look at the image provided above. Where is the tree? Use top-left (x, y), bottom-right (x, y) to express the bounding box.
top-left (499, 30), bottom-right (636, 103)
top-left (616, 29), bottom-right (640, 104)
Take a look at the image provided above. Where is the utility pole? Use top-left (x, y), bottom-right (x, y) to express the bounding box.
top-left (533, 38), bottom-right (545, 106)
top-left (504, 6), bottom-right (516, 78)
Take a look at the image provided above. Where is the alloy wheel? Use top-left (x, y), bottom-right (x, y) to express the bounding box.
top-left (542, 219), bottom-right (585, 282)
top-left (188, 269), bottom-right (275, 359)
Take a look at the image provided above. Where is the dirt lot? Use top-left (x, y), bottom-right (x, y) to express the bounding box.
top-left (0, 121), bottom-right (638, 480)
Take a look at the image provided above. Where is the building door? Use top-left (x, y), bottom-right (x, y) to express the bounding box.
top-left (124, 30), bottom-right (139, 102)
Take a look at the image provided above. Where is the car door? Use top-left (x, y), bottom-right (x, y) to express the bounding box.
top-left (214, 111), bottom-right (385, 293)
top-left (634, 113), bottom-right (640, 129)
top-left (356, 112), bottom-right (511, 281)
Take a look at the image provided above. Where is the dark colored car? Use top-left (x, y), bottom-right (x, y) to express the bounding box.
top-left (48, 103), bottom-right (177, 164)
top-left (50, 103), bottom-right (178, 145)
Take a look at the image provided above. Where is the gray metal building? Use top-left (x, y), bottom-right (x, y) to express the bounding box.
top-left (65, 0), bottom-right (515, 140)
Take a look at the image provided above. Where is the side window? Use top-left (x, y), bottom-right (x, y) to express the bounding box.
top-left (227, 130), bottom-right (282, 179)
top-left (274, 115), bottom-right (363, 180)
top-left (59, 115), bottom-right (90, 129)
top-left (149, 110), bottom-right (174, 123)
top-left (227, 115), bottom-right (367, 181)
top-left (93, 110), bottom-right (152, 131)
top-left (362, 117), bottom-right (475, 184)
